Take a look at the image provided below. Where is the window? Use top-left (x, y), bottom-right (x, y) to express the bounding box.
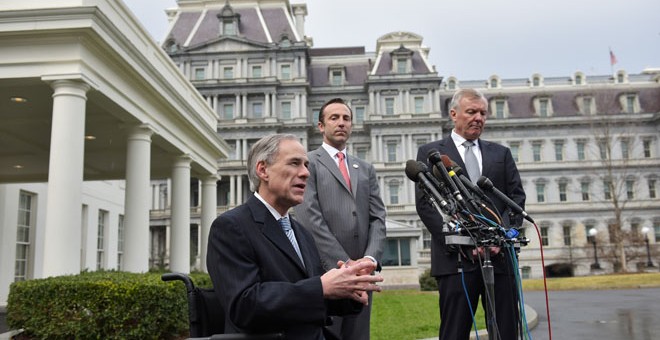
top-left (386, 142), bottom-right (397, 162)
top-left (554, 140), bottom-right (564, 161)
top-left (223, 21), bottom-right (235, 35)
top-left (539, 98), bottom-right (549, 117)
top-left (397, 58), bottom-right (407, 74)
top-left (223, 103), bottom-right (234, 120)
top-left (532, 76), bottom-right (541, 87)
top-left (576, 140), bottom-right (586, 160)
top-left (490, 77), bottom-right (499, 88)
top-left (626, 179), bottom-right (635, 199)
top-left (191, 225), bottom-right (199, 268)
top-left (532, 142), bottom-right (542, 162)
top-left (536, 183), bottom-right (546, 203)
top-left (280, 64), bottom-right (291, 80)
top-left (414, 96), bottom-right (424, 113)
top-left (447, 79), bottom-right (456, 90)
top-left (422, 229), bottom-right (431, 249)
top-left (540, 226), bottom-right (549, 246)
top-left (494, 100), bottom-right (505, 119)
top-left (15, 192), bottom-right (34, 282)
top-left (643, 139), bottom-right (652, 158)
top-left (355, 147), bottom-right (367, 160)
top-left (194, 68), bottom-right (205, 80)
top-left (598, 139), bottom-right (609, 160)
top-left (252, 102), bottom-right (263, 118)
top-left (578, 96), bottom-right (594, 115)
top-left (251, 65), bottom-right (262, 78)
top-left (521, 266), bottom-right (532, 279)
top-left (649, 179), bottom-right (657, 199)
top-left (559, 182), bottom-right (568, 202)
top-left (624, 94), bottom-right (636, 113)
top-left (281, 101), bottom-right (292, 119)
top-left (654, 221), bottom-right (660, 241)
top-left (354, 106), bottom-right (365, 123)
top-left (620, 139), bottom-right (630, 159)
top-left (575, 74), bottom-right (583, 85)
top-left (331, 70), bottom-right (342, 86)
top-left (603, 180), bottom-right (612, 200)
top-left (382, 238), bottom-right (411, 266)
top-left (385, 98), bottom-right (395, 115)
top-left (581, 182), bottom-right (590, 201)
top-left (563, 225), bottom-right (572, 246)
top-left (223, 67), bottom-right (234, 79)
top-left (388, 182), bottom-right (399, 204)
top-left (97, 210), bottom-right (107, 270)
top-left (509, 142), bottom-right (520, 162)
top-left (117, 215), bottom-right (124, 270)
top-left (617, 73), bottom-right (625, 84)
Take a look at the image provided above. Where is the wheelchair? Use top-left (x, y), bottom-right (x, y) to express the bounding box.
top-left (161, 273), bottom-right (283, 339)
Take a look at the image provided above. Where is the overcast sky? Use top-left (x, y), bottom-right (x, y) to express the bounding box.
top-left (125, 0), bottom-right (660, 80)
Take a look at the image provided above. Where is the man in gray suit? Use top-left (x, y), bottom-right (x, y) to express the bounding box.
top-left (294, 98), bottom-right (387, 339)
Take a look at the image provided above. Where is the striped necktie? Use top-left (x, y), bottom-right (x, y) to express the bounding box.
top-left (279, 217), bottom-right (304, 266)
top-left (337, 151), bottom-right (352, 190)
top-left (463, 140), bottom-right (480, 183)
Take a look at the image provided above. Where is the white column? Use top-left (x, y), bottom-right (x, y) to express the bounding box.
top-left (242, 94), bottom-right (248, 118)
top-left (151, 184), bottom-right (159, 210)
top-left (230, 175), bottom-right (236, 207)
top-left (200, 174), bottom-right (219, 272)
top-left (300, 56), bottom-right (307, 77)
top-left (376, 91), bottom-right (381, 114)
top-left (265, 93), bottom-right (271, 117)
top-left (301, 93), bottom-right (307, 120)
top-left (123, 124), bottom-right (154, 273)
top-left (369, 91), bottom-right (375, 115)
top-left (242, 139), bottom-right (249, 160)
top-left (170, 155), bottom-right (192, 273)
top-left (271, 93), bottom-right (277, 118)
top-left (294, 57), bottom-right (299, 79)
top-left (294, 93), bottom-right (300, 118)
top-left (235, 94), bottom-right (241, 119)
top-left (41, 79), bottom-right (90, 277)
top-left (237, 175), bottom-right (244, 204)
top-left (404, 90), bottom-right (409, 113)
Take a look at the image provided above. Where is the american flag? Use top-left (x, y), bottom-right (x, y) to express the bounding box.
top-left (609, 49), bottom-right (618, 66)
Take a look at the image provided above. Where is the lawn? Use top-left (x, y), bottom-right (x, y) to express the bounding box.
top-left (370, 272), bottom-right (660, 340)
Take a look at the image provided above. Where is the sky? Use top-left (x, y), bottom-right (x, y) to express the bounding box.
top-left (124, 0), bottom-right (660, 80)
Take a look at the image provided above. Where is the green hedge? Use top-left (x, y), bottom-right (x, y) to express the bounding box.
top-left (419, 268), bottom-right (438, 291)
top-left (7, 271), bottom-right (212, 339)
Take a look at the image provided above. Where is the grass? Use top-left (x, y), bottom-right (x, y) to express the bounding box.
top-left (370, 272), bottom-right (660, 340)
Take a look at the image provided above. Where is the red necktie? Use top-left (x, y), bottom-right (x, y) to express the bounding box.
top-left (337, 152), bottom-right (352, 190)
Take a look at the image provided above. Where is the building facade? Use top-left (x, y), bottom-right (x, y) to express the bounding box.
top-left (157, 0), bottom-right (660, 285)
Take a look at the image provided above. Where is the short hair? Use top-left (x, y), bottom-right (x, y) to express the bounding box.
top-left (247, 134), bottom-right (299, 192)
top-left (318, 97), bottom-right (352, 123)
top-left (449, 88), bottom-right (488, 111)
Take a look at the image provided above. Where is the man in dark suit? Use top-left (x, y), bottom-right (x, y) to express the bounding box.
top-left (415, 88), bottom-right (526, 340)
top-left (294, 98), bottom-right (386, 340)
top-left (207, 134), bottom-right (383, 340)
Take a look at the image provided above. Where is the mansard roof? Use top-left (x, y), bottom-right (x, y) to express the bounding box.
top-left (165, 3), bottom-right (299, 48)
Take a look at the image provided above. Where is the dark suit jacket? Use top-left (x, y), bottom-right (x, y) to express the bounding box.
top-left (415, 136), bottom-right (526, 276)
top-left (207, 194), bottom-right (358, 340)
top-left (293, 147), bottom-right (386, 271)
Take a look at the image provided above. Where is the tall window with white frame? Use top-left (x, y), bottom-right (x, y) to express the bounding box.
top-left (494, 100), bottom-right (505, 119)
top-left (385, 98), bottom-right (395, 115)
top-left (223, 103), bottom-right (234, 120)
top-left (388, 181), bottom-right (399, 205)
top-left (598, 139), bottom-right (609, 160)
top-left (539, 98), bottom-right (549, 117)
top-left (540, 225), bottom-right (549, 246)
top-left (576, 139), bottom-right (586, 161)
top-left (15, 192), bottom-right (34, 282)
top-left (382, 238), bottom-right (411, 266)
top-left (252, 102), bottom-right (263, 118)
top-left (280, 64), bottom-right (291, 80)
top-left (532, 141), bottom-right (542, 162)
top-left (620, 139), bottom-right (630, 159)
top-left (386, 142), bottom-right (397, 162)
top-left (281, 101), bottom-right (292, 119)
top-left (563, 224), bottom-right (572, 246)
top-left (509, 142), bottom-right (520, 162)
top-left (626, 179), bottom-right (635, 199)
top-left (554, 140), bottom-right (564, 161)
top-left (536, 182), bottom-right (546, 203)
top-left (649, 178), bottom-right (657, 199)
top-left (97, 210), bottom-right (108, 270)
top-left (642, 139), bottom-right (652, 158)
top-left (414, 96), bottom-right (424, 113)
top-left (558, 181), bottom-right (568, 202)
top-left (603, 180), bottom-right (613, 200)
top-left (354, 106), bottom-right (365, 124)
top-left (581, 181), bottom-right (590, 201)
top-left (117, 215), bottom-right (124, 270)
top-left (625, 94), bottom-right (636, 113)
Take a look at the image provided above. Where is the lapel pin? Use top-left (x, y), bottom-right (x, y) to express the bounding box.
top-left (353, 164), bottom-right (359, 169)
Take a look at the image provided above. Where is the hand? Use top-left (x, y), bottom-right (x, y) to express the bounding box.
top-left (322, 260), bottom-right (383, 305)
top-left (472, 246), bottom-right (501, 257)
top-left (337, 257), bottom-right (376, 276)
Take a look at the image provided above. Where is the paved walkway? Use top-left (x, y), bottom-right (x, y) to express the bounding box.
top-left (421, 287), bottom-right (660, 340)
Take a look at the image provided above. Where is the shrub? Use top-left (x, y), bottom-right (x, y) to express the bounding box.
top-left (7, 271), bottom-right (210, 339)
top-left (419, 268), bottom-right (438, 291)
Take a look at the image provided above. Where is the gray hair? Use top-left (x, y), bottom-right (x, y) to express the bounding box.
top-left (247, 133), bottom-right (299, 192)
top-left (449, 88), bottom-right (488, 111)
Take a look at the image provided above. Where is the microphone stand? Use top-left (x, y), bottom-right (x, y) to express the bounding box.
top-left (482, 246), bottom-right (499, 340)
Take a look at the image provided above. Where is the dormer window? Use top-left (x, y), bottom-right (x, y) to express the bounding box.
top-left (218, 3), bottom-right (241, 36)
top-left (576, 95), bottom-right (596, 115)
top-left (164, 39), bottom-right (179, 53)
top-left (489, 97), bottom-right (509, 119)
top-left (616, 70), bottom-right (628, 84)
top-left (390, 44), bottom-right (413, 74)
top-left (531, 74), bottom-right (543, 87)
top-left (447, 77), bottom-right (457, 90)
top-left (619, 93), bottom-right (640, 113)
top-left (533, 96), bottom-right (553, 117)
top-left (328, 65), bottom-right (345, 86)
top-left (279, 34), bottom-right (292, 48)
top-left (489, 76), bottom-right (500, 88)
top-left (574, 72), bottom-right (586, 85)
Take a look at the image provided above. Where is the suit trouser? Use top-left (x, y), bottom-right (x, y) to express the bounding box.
top-left (436, 270), bottom-right (519, 340)
top-left (327, 291), bottom-right (372, 340)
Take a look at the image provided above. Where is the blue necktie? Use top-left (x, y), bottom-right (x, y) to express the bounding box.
top-left (463, 140), bottom-right (480, 183)
top-left (279, 217), bottom-right (304, 266)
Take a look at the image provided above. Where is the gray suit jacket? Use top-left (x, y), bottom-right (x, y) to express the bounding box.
top-left (294, 147), bottom-right (387, 271)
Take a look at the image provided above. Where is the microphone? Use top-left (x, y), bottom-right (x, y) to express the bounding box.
top-left (427, 150), bottom-right (467, 209)
top-left (476, 176), bottom-right (534, 223)
top-left (405, 160), bottom-right (453, 215)
top-left (440, 155), bottom-right (490, 203)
